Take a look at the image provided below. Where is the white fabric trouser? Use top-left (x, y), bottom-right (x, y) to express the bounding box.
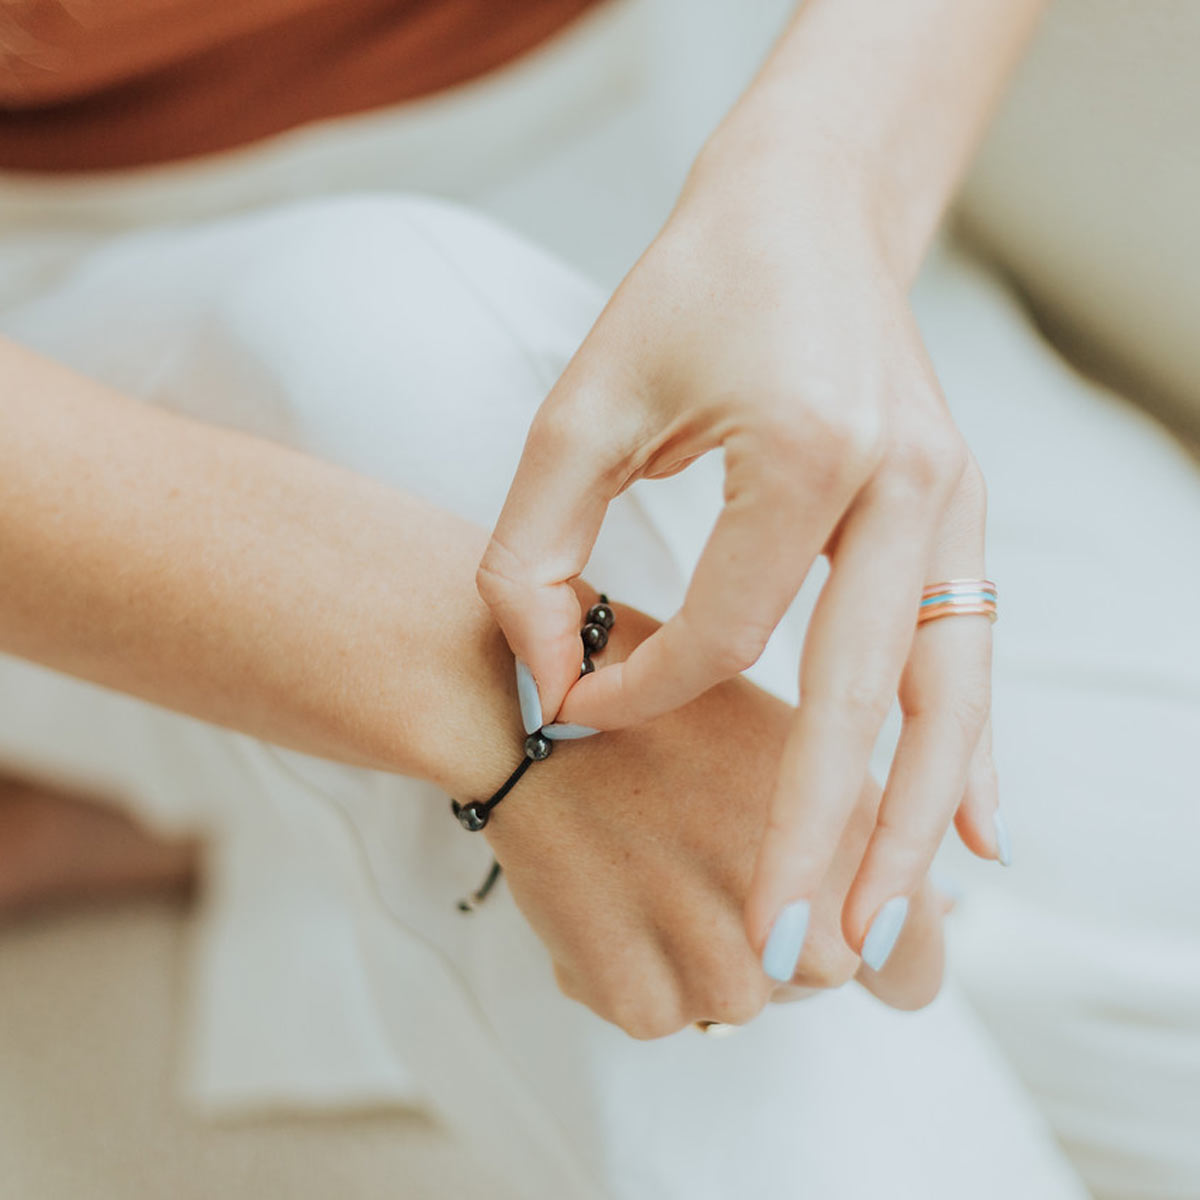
top-left (0, 194), bottom-right (1114, 1199)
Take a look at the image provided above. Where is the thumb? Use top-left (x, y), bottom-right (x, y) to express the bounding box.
top-left (477, 393), bottom-right (618, 728)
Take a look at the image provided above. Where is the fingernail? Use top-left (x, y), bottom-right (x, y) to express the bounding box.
top-left (514, 659), bottom-right (543, 734)
top-left (762, 900), bottom-right (810, 983)
top-left (992, 808), bottom-right (1013, 867)
top-left (542, 723), bottom-right (600, 740)
top-left (861, 897), bottom-right (909, 971)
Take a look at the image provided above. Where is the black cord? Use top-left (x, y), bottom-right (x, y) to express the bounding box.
top-left (450, 754), bottom-right (534, 832)
top-left (456, 859), bottom-right (504, 913)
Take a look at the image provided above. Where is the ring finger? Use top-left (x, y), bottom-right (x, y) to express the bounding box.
top-left (841, 461), bottom-right (994, 963)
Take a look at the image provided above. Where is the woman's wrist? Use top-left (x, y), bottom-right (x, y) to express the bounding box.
top-left (682, 89), bottom-right (929, 290)
top-left (0, 342), bottom-right (550, 797)
top-left (679, 0), bottom-right (1047, 287)
top-left (476, 599), bottom-right (657, 856)
top-left (419, 586), bottom-right (654, 826)
top-left (399, 583), bottom-right (529, 802)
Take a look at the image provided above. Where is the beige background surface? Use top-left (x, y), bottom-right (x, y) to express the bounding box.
top-left (0, 901), bottom-right (501, 1199)
top-left (961, 0), bottom-right (1200, 443)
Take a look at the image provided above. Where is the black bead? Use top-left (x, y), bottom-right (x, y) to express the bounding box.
top-left (456, 801), bottom-right (489, 832)
top-left (579, 657), bottom-right (595, 676)
top-left (581, 622), bottom-right (609, 653)
top-left (524, 733), bottom-right (553, 761)
top-left (586, 602), bottom-right (615, 630)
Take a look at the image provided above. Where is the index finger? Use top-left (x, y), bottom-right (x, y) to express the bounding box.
top-left (557, 425), bottom-right (861, 730)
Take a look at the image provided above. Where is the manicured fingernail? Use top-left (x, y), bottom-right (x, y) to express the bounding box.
top-left (762, 900), bottom-right (810, 983)
top-left (514, 659), bottom-right (543, 734)
top-left (992, 808), bottom-right (1013, 867)
top-left (861, 897), bottom-right (909, 971)
top-left (542, 723), bottom-right (600, 740)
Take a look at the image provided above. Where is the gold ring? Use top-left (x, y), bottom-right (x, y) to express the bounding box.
top-left (692, 1020), bottom-right (740, 1037)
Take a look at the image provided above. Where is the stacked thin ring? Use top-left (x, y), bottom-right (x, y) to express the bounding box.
top-left (918, 578), bottom-right (998, 627)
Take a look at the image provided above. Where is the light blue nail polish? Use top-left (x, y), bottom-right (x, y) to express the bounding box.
top-left (861, 897), bottom-right (909, 971)
top-left (993, 809), bottom-right (1013, 867)
top-left (762, 900), bottom-right (810, 983)
top-left (514, 659), bottom-right (543, 734)
top-left (542, 723), bottom-right (600, 740)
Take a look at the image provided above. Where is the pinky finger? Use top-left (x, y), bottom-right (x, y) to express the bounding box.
top-left (952, 718), bottom-right (1009, 866)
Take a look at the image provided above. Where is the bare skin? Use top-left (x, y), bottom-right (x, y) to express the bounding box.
top-left (487, 596), bottom-right (949, 1027)
top-left (0, 598), bottom-right (946, 1024)
top-left (0, 336), bottom-right (949, 1021)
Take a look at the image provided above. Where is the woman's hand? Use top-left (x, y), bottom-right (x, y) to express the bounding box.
top-left (480, 599), bottom-right (948, 1032)
top-left (478, 177), bottom-right (997, 977)
top-left (478, 0), bottom-right (1043, 978)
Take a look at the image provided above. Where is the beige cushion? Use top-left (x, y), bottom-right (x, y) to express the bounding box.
top-left (960, 0), bottom-right (1200, 439)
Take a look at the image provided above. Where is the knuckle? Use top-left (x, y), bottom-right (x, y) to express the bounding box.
top-left (909, 672), bottom-right (992, 736)
top-left (796, 937), bottom-right (860, 990)
top-left (615, 1002), bottom-right (687, 1042)
top-left (809, 402), bottom-right (888, 480)
top-left (763, 810), bottom-right (805, 846)
top-left (599, 978), bottom-right (687, 1041)
top-left (474, 552), bottom-right (518, 608)
top-left (884, 421), bottom-right (967, 499)
top-left (744, 402), bottom-right (802, 454)
top-left (528, 396), bottom-right (584, 461)
top-left (824, 672), bottom-right (894, 729)
top-left (705, 620), bottom-right (774, 676)
top-left (951, 684), bottom-right (991, 735)
top-left (543, 395), bottom-right (630, 494)
top-left (751, 391), bottom-right (885, 484)
top-left (696, 973), bottom-right (772, 1027)
top-left (871, 814), bottom-right (939, 879)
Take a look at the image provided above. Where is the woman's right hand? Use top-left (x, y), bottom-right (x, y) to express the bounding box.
top-left (479, 598), bottom-right (947, 1034)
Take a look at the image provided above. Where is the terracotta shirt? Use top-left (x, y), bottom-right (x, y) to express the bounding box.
top-left (0, 0), bottom-right (604, 172)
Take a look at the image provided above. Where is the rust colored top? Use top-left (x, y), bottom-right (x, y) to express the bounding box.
top-left (0, 0), bottom-right (603, 172)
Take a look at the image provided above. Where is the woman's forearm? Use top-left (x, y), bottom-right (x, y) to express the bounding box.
top-left (691, 0), bottom-right (1047, 280)
top-left (0, 341), bottom-right (950, 1020)
top-left (0, 336), bottom-right (517, 797)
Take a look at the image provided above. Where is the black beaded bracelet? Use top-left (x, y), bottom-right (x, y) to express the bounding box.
top-left (451, 596), bottom-right (615, 912)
